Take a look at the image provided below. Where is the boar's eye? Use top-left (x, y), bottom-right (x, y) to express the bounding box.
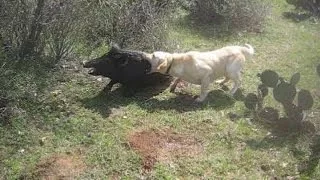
top-left (115, 58), bottom-right (129, 67)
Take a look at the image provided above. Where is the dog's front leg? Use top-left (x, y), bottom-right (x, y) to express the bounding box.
top-left (195, 76), bottom-right (210, 102)
top-left (103, 79), bottom-right (117, 92)
top-left (170, 78), bottom-right (182, 92)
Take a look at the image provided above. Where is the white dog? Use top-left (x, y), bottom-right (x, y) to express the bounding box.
top-left (147, 44), bottom-right (254, 102)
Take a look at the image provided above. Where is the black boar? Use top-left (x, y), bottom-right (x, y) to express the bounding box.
top-left (83, 44), bottom-right (171, 96)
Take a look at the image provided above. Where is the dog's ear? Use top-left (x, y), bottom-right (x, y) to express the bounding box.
top-left (156, 60), bottom-right (168, 71)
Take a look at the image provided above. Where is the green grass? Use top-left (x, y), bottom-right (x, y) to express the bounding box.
top-left (1, 1), bottom-right (320, 179)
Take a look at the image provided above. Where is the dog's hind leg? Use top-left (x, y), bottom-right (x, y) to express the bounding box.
top-left (229, 72), bottom-right (241, 95)
top-left (227, 58), bottom-right (243, 95)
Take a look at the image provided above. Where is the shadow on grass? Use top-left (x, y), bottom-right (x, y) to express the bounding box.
top-left (240, 104), bottom-right (319, 176)
top-left (246, 132), bottom-right (320, 176)
top-left (282, 11), bottom-right (312, 23)
top-left (79, 81), bottom-right (171, 118)
top-left (80, 86), bottom-right (238, 118)
top-left (244, 119), bottom-right (319, 176)
top-left (298, 134), bottom-right (320, 176)
top-left (140, 89), bottom-right (236, 112)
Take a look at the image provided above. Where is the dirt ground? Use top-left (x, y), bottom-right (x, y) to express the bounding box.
top-left (128, 128), bottom-right (203, 170)
top-left (33, 153), bottom-right (86, 180)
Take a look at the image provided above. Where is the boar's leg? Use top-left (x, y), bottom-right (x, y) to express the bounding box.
top-left (103, 79), bottom-right (117, 92)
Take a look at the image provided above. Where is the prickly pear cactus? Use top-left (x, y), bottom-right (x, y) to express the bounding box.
top-left (290, 72), bottom-right (300, 86)
top-left (244, 70), bottom-right (315, 134)
top-left (298, 89), bottom-right (314, 110)
top-left (258, 70), bottom-right (279, 87)
top-left (244, 93), bottom-right (258, 110)
top-left (273, 81), bottom-right (296, 104)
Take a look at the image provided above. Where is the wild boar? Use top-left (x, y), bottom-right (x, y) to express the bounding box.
top-left (83, 44), bottom-right (171, 96)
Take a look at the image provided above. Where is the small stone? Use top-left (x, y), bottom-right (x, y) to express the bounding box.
top-left (87, 133), bottom-right (92, 138)
top-left (266, 132), bottom-right (272, 136)
top-left (39, 137), bottom-right (46, 146)
top-left (281, 162), bottom-right (288, 168)
top-left (261, 164), bottom-right (270, 171)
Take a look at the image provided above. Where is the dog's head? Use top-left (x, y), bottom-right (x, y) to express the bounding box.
top-left (150, 51), bottom-right (173, 74)
top-left (83, 44), bottom-right (152, 77)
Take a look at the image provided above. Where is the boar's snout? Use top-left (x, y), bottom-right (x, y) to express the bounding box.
top-left (83, 56), bottom-right (105, 68)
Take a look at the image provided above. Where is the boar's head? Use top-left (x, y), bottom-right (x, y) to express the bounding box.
top-left (83, 44), bottom-right (152, 78)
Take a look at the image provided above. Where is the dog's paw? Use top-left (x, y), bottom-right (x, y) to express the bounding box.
top-left (215, 79), bottom-right (224, 84)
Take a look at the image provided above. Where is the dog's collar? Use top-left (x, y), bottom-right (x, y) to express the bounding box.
top-left (165, 59), bottom-right (174, 74)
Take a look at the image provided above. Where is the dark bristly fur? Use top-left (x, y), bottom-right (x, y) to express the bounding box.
top-left (83, 44), bottom-right (171, 96)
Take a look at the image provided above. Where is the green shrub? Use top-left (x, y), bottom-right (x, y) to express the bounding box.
top-left (286, 0), bottom-right (320, 16)
top-left (78, 0), bottom-right (177, 51)
top-left (0, 0), bottom-right (177, 60)
top-left (0, 55), bottom-right (14, 125)
top-left (190, 0), bottom-right (271, 32)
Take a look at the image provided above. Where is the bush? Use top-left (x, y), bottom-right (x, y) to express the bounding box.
top-left (190, 0), bottom-right (271, 32)
top-left (78, 0), bottom-right (176, 51)
top-left (286, 0), bottom-right (320, 16)
top-left (0, 54), bottom-right (14, 125)
top-left (0, 0), bottom-right (177, 61)
top-left (0, 0), bottom-right (79, 61)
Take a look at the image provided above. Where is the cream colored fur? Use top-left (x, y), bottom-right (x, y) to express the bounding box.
top-left (148, 44), bottom-right (254, 102)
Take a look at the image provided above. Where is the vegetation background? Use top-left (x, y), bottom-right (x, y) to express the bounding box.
top-left (0, 0), bottom-right (319, 179)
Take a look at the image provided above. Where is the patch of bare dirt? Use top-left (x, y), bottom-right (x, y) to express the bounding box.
top-left (33, 153), bottom-right (86, 180)
top-left (127, 128), bottom-right (203, 170)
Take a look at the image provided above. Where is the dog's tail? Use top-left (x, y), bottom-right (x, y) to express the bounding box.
top-left (241, 44), bottom-right (254, 58)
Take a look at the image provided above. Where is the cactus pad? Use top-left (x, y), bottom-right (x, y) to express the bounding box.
top-left (258, 70), bottom-right (279, 87)
top-left (244, 93), bottom-right (258, 110)
top-left (298, 89), bottom-right (313, 110)
top-left (273, 81), bottom-right (296, 104)
top-left (317, 64), bottom-right (320, 77)
top-left (290, 72), bottom-right (300, 85)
